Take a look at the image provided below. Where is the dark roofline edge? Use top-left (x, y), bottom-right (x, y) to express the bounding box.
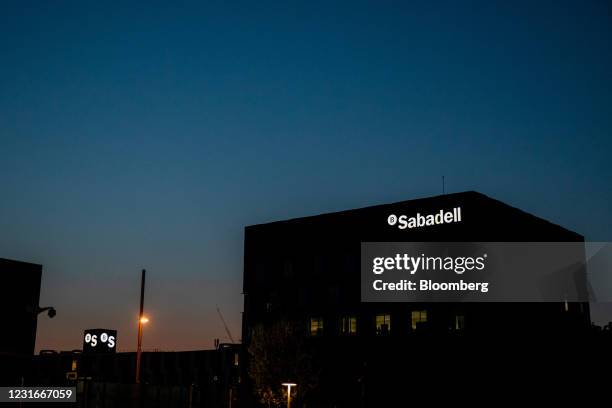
top-left (245, 190), bottom-right (583, 239)
top-left (0, 258), bottom-right (43, 268)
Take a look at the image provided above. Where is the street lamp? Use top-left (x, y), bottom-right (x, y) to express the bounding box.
top-left (136, 315), bottom-right (148, 383)
top-left (135, 269), bottom-right (147, 384)
top-left (282, 383), bottom-right (296, 408)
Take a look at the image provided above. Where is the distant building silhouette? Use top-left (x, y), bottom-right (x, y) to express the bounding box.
top-left (28, 344), bottom-right (240, 407)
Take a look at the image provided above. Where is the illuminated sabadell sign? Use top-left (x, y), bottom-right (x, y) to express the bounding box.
top-left (387, 207), bottom-right (462, 230)
top-left (83, 329), bottom-right (117, 354)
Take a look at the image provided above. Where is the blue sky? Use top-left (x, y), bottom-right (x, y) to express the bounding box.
top-left (1, 1), bottom-right (611, 350)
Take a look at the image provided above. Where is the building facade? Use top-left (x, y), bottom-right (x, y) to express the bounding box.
top-left (241, 191), bottom-right (591, 407)
top-left (0, 258), bottom-right (43, 357)
top-left (27, 345), bottom-right (241, 408)
top-left (0, 258), bottom-right (43, 386)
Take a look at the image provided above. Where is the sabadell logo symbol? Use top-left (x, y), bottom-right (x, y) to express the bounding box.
top-left (387, 207), bottom-right (462, 230)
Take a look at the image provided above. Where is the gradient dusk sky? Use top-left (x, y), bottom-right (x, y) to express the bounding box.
top-left (1, 1), bottom-right (611, 352)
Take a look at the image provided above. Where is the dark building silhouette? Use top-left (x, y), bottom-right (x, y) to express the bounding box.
top-left (241, 191), bottom-right (591, 407)
top-left (0, 258), bottom-right (43, 357)
top-left (27, 344), bottom-right (240, 408)
top-left (0, 258), bottom-right (43, 386)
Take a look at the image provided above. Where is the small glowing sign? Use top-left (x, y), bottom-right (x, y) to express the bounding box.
top-left (83, 329), bottom-right (117, 354)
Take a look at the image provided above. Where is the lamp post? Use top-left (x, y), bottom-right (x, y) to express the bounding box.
top-left (281, 383), bottom-right (296, 408)
top-left (135, 269), bottom-right (146, 384)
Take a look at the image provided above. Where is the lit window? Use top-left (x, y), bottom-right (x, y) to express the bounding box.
top-left (340, 316), bottom-right (357, 335)
top-left (310, 317), bottom-right (324, 336)
top-left (375, 314), bottom-right (391, 335)
top-left (455, 315), bottom-right (465, 331)
top-left (411, 310), bottom-right (427, 330)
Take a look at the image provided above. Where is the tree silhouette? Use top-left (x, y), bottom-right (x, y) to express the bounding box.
top-left (248, 320), bottom-right (319, 407)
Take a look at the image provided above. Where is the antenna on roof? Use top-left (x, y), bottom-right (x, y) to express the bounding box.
top-left (442, 176), bottom-right (445, 195)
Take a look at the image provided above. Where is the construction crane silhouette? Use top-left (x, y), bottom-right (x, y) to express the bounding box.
top-left (216, 306), bottom-right (236, 344)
